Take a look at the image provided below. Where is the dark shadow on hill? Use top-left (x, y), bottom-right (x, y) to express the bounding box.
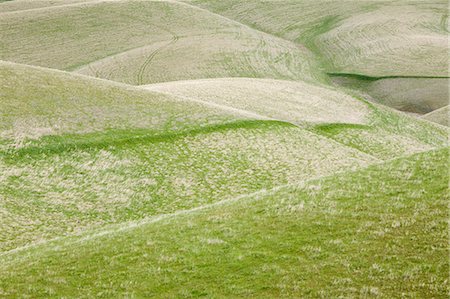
top-left (328, 73), bottom-right (449, 115)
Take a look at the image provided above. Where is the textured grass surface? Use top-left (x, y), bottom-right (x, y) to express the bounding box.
top-left (187, 0), bottom-right (449, 119)
top-left (0, 0), bottom-right (93, 12)
top-left (144, 77), bottom-right (449, 160)
top-left (0, 1), bottom-right (448, 297)
top-left (191, 0), bottom-right (449, 77)
top-left (1, 148), bottom-right (447, 298)
top-left (1, 62), bottom-right (447, 253)
top-left (0, 120), bottom-right (377, 252)
top-left (0, 0), bottom-right (322, 85)
top-left (0, 61), bottom-right (248, 146)
top-left (1, 61), bottom-right (380, 252)
top-left (143, 77), bottom-right (371, 125)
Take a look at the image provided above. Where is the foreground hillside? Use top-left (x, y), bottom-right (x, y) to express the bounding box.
top-left (1, 148), bottom-right (448, 297)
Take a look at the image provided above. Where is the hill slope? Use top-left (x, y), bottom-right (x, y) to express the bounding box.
top-left (0, 1), bottom-right (448, 297)
top-left (1, 61), bottom-right (379, 252)
top-left (421, 105), bottom-right (449, 127)
top-left (1, 148), bottom-right (447, 297)
top-left (143, 77), bottom-right (448, 159)
top-left (188, 0), bottom-right (449, 117)
top-left (190, 0), bottom-right (449, 77)
top-left (0, 0), bottom-right (322, 85)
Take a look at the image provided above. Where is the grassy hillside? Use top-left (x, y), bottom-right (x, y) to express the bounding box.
top-left (0, 0), bottom-right (322, 85)
top-left (0, 61), bottom-right (248, 148)
top-left (189, 0), bottom-right (449, 117)
top-left (1, 148), bottom-right (447, 297)
top-left (144, 77), bottom-right (371, 125)
top-left (330, 76), bottom-right (449, 115)
top-left (0, 1), bottom-right (448, 297)
top-left (1, 62), bottom-right (379, 252)
top-left (0, 0), bottom-right (93, 12)
top-left (190, 0), bottom-right (449, 77)
top-left (144, 77), bottom-right (448, 159)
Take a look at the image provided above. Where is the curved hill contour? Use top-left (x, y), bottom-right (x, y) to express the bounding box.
top-left (0, 1), bottom-right (448, 297)
top-left (0, 0), bottom-right (322, 85)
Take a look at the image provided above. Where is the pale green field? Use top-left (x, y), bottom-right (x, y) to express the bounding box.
top-left (0, 0), bottom-right (94, 12)
top-left (189, 0), bottom-right (449, 117)
top-left (190, 0), bottom-right (449, 77)
top-left (0, 0), bottom-right (448, 297)
top-left (1, 62), bottom-right (380, 252)
top-left (1, 148), bottom-right (448, 297)
top-left (0, 0), bottom-right (323, 85)
top-left (144, 77), bottom-right (448, 159)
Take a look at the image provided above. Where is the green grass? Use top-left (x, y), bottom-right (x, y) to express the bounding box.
top-left (1, 64), bottom-right (446, 254)
top-left (1, 119), bottom-right (378, 252)
top-left (1, 148), bottom-right (447, 298)
top-left (1, 1), bottom-right (448, 297)
top-left (0, 60), bottom-right (248, 148)
top-left (142, 76), bottom-right (449, 160)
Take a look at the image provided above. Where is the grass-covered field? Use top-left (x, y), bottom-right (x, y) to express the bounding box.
top-left (189, 0), bottom-right (449, 119)
top-left (1, 148), bottom-right (448, 297)
top-left (0, 0), bottom-right (322, 85)
top-left (0, 0), bottom-right (448, 297)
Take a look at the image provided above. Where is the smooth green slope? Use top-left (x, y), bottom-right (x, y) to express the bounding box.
top-left (0, 0), bottom-right (323, 85)
top-left (1, 148), bottom-right (447, 298)
top-left (0, 61), bottom-right (377, 252)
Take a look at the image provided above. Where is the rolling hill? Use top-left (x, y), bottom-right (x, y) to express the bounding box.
top-left (1, 147), bottom-right (447, 297)
top-left (0, 0), bottom-right (322, 85)
top-left (421, 105), bottom-right (449, 127)
top-left (1, 61), bottom-right (381, 252)
top-left (0, 0), bottom-right (448, 297)
top-left (143, 77), bottom-right (448, 159)
top-left (188, 0), bottom-right (449, 117)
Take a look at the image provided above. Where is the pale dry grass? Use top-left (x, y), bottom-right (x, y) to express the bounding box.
top-left (192, 0), bottom-right (448, 77)
top-left (76, 32), bottom-right (317, 85)
top-left (0, 0), bottom-right (99, 13)
top-left (317, 3), bottom-right (448, 76)
top-left (143, 77), bottom-right (370, 125)
top-left (1, 0), bottom-right (322, 84)
top-left (0, 61), bottom-right (247, 145)
top-left (421, 105), bottom-right (449, 127)
top-left (332, 77), bottom-right (449, 114)
top-left (1, 148), bottom-right (447, 298)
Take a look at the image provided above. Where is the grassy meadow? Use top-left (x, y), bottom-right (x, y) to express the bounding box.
top-left (0, 0), bottom-right (448, 297)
